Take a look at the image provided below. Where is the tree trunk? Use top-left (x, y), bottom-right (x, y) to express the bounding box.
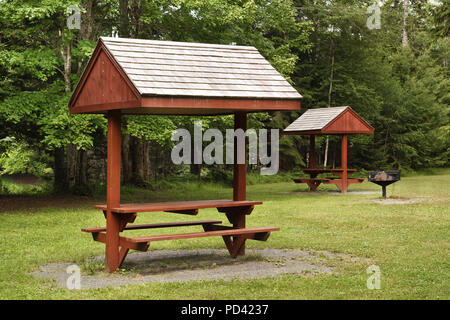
top-left (119, 0), bottom-right (130, 37)
top-left (78, 149), bottom-right (88, 187)
top-left (143, 142), bottom-right (151, 182)
top-left (316, 18), bottom-right (321, 62)
top-left (324, 40), bottom-right (335, 168)
top-left (58, 9), bottom-right (95, 194)
top-left (118, 2), bottom-right (150, 186)
top-left (131, 136), bottom-right (145, 185)
top-left (190, 136), bottom-right (201, 181)
top-left (402, 0), bottom-right (409, 47)
top-left (66, 144), bottom-right (77, 190)
top-left (53, 147), bottom-right (67, 193)
top-left (78, 0), bottom-right (95, 74)
top-left (60, 29), bottom-right (72, 94)
top-left (53, 28), bottom-right (73, 193)
top-left (122, 133), bottom-right (133, 184)
top-left (323, 138), bottom-right (329, 168)
top-left (80, 0), bottom-right (94, 41)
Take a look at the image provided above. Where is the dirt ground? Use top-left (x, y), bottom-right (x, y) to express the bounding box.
top-left (1, 173), bottom-right (42, 185)
top-left (0, 173), bottom-right (97, 213)
top-left (0, 194), bottom-right (97, 213)
top-left (31, 249), bottom-right (358, 289)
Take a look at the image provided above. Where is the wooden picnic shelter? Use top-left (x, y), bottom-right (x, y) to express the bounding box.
top-left (68, 37), bottom-right (302, 272)
top-left (283, 106), bottom-right (374, 193)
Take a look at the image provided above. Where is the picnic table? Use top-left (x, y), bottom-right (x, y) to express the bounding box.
top-left (294, 168), bottom-right (363, 191)
top-left (82, 200), bottom-right (278, 267)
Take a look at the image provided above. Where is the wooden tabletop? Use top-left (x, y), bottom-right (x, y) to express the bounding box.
top-left (302, 168), bottom-right (357, 173)
top-left (95, 199), bottom-right (263, 214)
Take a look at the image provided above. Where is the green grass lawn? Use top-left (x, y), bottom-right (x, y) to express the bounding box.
top-left (0, 170), bottom-right (449, 299)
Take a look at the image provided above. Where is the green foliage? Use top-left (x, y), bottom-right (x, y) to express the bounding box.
top-left (124, 116), bottom-right (177, 146)
top-left (0, 137), bottom-right (52, 178)
top-left (0, 0), bottom-right (448, 194)
top-left (289, 0), bottom-right (449, 170)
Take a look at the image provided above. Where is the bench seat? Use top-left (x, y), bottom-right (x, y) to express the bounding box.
top-left (83, 221), bottom-right (278, 259)
top-left (123, 226), bottom-right (279, 243)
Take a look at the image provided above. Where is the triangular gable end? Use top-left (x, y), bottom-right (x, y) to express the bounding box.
top-left (322, 107), bottom-right (374, 134)
top-left (69, 42), bottom-right (141, 114)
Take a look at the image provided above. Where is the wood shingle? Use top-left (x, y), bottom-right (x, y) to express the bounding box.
top-left (69, 37), bottom-right (302, 115)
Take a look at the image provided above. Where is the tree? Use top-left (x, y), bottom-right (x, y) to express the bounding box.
top-left (0, 0), bottom-right (108, 193)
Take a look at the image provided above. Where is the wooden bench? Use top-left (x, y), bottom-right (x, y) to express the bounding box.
top-left (83, 200), bottom-right (278, 268)
top-left (82, 220), bottom-right (224, 233)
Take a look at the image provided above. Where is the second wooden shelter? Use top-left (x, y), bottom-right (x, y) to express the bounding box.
top-left (284, 106), bottom-right (374, 192)
top-left (69, 37), bottom-right (302, 272)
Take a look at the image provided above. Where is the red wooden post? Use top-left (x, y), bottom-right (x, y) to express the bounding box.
top-left (233, 112), bottom-right (247, 201)
top-left (232, 112), bottom-right (247, 256)
top-left (341, 134), bottom-right (348, 193)
top-left (106, 110), bottom-right (122, 272)
top-left (309, 135), bottom-right (316, 169)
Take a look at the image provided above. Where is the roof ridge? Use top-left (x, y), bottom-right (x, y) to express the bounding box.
top-left (100, 36), bottom-right (257, 51)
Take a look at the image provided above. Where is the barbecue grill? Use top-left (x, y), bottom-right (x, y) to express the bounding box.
top-left (368, 170), bottom-right (401, 199)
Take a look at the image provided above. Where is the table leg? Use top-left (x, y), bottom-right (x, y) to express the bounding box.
top-left (219, 206), bottom-right (254, 257)
top-left (227, 212), bottom-right (246, 256)
top-left (105, 211), bottom-right (137, 271)
top-left (105, 210), bottom-right (121, 272)
top-left (306, 180), bottom-right (321, 191)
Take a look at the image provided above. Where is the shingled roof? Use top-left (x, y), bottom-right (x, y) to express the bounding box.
top-left (284, 106), bottom-right (374, 135)
top-left (69, 37), bottom-right (302, 115)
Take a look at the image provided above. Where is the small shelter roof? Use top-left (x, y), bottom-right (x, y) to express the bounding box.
top-left (69, 37), bottom-right (301, 115)
top-left (283, 106), bottom-right (374, 135)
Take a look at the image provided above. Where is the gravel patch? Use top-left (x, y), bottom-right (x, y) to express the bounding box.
top-left (369, 198), bottom-right (426, 205)
top-left (31, 249), bottom-right (347, 289)
top-left (280, 191), bottom-right (378, 195)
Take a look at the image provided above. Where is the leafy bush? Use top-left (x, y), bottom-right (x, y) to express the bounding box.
top-left (0, 137), bottom-right (53, 179)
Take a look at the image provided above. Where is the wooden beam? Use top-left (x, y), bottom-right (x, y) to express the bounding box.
top-left (309, 135), bottom-right (316, 169)
top-left (232, 112), bottom-right (247, 256)
top-left (92, 232), bottom-right (149, 252)
top-left (233, 112), bottom-right (247, 202)
top-left (106, 110), bottom-right (122, 272)
top-left (118, 247), bottom-right (130, 267)
top-left (341, 134), bottom-right (348, 193)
